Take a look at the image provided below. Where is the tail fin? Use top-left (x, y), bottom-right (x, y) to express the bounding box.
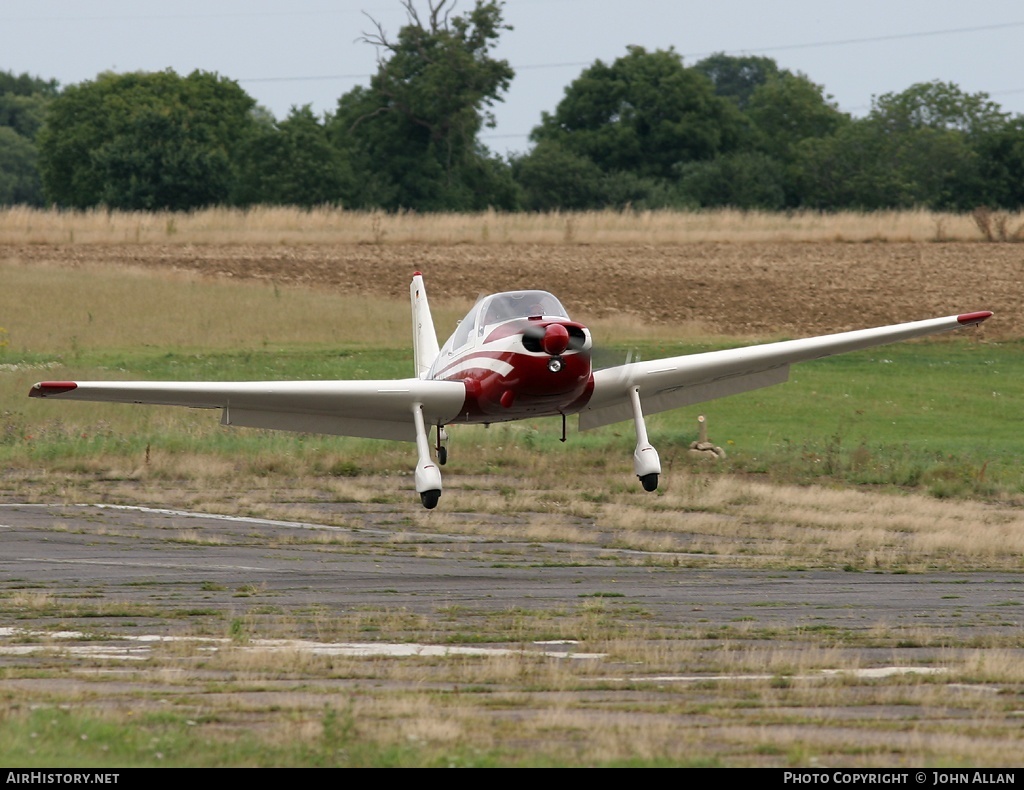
top-left (410, 272), bottom-right (440, 379)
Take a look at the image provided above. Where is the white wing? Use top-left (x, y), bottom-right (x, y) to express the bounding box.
top-left (29, 378), bottom-right (467, 442)
top-left (580, 312), bottom-right (991, 430)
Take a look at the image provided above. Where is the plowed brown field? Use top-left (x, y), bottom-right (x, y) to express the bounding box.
top-left (5, 241), bottom-right (1022, 338)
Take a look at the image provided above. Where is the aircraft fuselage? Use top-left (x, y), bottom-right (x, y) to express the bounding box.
top-left (428, 291), bottom-right (593, 424)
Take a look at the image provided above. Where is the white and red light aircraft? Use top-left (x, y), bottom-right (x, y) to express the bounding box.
top-left (30, 272), bottom-right (991, 509)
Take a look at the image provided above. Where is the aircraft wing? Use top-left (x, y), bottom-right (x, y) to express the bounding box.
top-left (579, 311), bottom-right (991, 431)
top-left (29, 378), bottom-right (468, 442)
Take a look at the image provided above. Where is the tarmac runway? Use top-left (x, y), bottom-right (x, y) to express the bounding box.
top-left (3, 501), bottom-right (1023, 641)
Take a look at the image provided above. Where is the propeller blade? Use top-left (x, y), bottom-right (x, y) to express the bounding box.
top-left (522, 322), bottom-right (589, 356)
top-left (568, 331), bottom-right (588, 351)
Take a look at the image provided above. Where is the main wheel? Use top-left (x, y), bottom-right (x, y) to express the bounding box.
top-left (639, 473), bottom-right (659, 492)
top-left (437, 446), bottom-right (448, 466)
top-left (420, 489), bottom-right (441, 509)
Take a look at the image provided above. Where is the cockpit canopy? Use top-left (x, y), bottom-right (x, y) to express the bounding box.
top-left (480, 291), bottom-right (568, 325)
top-left (446, 290), bottom-right (569, 351)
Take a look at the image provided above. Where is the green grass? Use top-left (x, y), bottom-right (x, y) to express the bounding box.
top-left (0, 704), bottom-right (728, 767)
top-left (0, 706), bottom-right (502, 768)
top-left (91, 345), bottom-right (416, 381)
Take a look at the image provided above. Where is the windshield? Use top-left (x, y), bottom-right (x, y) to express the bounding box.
top-left (481, 291), bottom-right (568, 326)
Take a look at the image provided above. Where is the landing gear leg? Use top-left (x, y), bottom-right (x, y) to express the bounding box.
top-left (412, 403), bottom-right (442, 509)
top-left (435, 425), bottom-right (449, 466)
top-left (629, 386), bottom-right (661, 492)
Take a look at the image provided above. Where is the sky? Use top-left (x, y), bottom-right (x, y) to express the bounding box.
top-left (4, 0), bottom-right (1024, 156)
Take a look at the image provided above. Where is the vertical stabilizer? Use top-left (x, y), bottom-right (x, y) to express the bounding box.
top-left (410, 272), bottom-right (440, 379)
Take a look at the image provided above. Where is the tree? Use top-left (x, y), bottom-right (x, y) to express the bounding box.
top-left (848, 81), bottom-right (1015, 211)
top-left (510, 141), bottom-right (607, 210)
top-left (530, 46), bottom-right (744, 181)
top-left (692, 53), bottom-right (781, 110)
top-left (869, 80), bottom-right (1008, 136)
top-left (0, 70), bottom-right (59, 140)
top-left (972, 117), bottom-right (1024, 209)
top-left (327, 0), bottom-right (517, 210)
top-left (676, 152), bottom-right (785, 209)
top-left (791, 117), bottom-right (977, 211)
top-left (0, 127), bottom-right (43, 205)
top-left (738, 72), bottom-right (850, 207)
top-left (0, 70), bottom-right (58, 205)
top-left (234, 105), bottom-right (352, 207)
top-left (791, 120), bottom-right (901, 210)
top-left (744, 72), bottom-right (848, 163)
top-left (788, 81), bottom-right (1019, 211)
top-left (37, 70), bottom-right (258, 209)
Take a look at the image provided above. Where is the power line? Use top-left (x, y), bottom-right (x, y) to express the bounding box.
top-left (481, 85), bottom-right (1024, 141)
top-left (238, 19), bottom-right (1024, 85)
top-left (688, 19), bottom-right (1024, 58)
top-left (242, 73), bottom-right (373, 83)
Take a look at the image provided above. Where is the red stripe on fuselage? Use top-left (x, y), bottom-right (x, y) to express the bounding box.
top-left (483, 319), bottom-right (588, 345)
top-left (438, 349), bottom-right (592, 423)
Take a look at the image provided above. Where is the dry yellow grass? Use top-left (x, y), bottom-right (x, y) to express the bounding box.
top-left (2, 205), bottom-right (1019, 245)
top-left (0, 260), bottom-right (417, 353)
top-left (0, 258), bottom-right (747, 357)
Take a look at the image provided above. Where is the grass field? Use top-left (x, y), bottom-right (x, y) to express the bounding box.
top-left (2, 212), bottom-right (1024, 767)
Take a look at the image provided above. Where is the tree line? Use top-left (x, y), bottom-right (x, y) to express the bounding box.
top-left (2, 0), bottom-right (1023, 213)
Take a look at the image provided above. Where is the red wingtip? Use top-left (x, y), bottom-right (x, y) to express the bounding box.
top-left (412, 270), bottom-right (422, 277)
top-left (957, 311), bottom-right (993, 326)
top-left (29, 381), bottom-right (78, 398)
